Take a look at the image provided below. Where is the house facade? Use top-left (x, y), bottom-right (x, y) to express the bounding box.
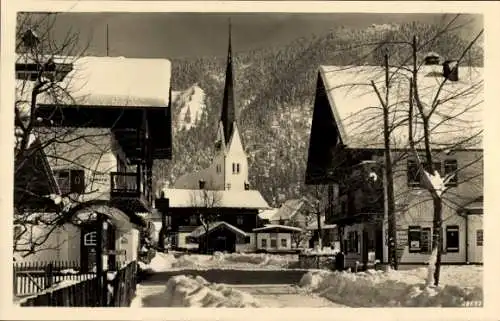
top-left (155, 25), bottom-right (270, 253)
top-left (14, 55), bottom-right (173, 271)
top-left (305, 61), bottom-right (483, 268)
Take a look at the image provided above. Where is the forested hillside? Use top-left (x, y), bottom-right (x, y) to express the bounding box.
top-left (154, 22), bottom-right (483, 207)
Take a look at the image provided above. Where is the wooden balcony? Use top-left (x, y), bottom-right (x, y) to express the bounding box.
top-left (110, 172), bottom-right (152, 213)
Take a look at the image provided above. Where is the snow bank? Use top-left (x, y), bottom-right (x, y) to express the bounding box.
top-left (161, 275), bottom-right (262, 307)
top-left (140, 252), bottom-right (298, 272)
top-left (299, 266), bottom-right (483, 307)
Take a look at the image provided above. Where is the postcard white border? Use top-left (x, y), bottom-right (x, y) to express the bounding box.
top-left (1, 1), bottom-right (499, 320)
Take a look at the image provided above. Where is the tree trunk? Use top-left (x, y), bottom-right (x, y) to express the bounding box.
top-left (432, 196), bottom-right (443, 286)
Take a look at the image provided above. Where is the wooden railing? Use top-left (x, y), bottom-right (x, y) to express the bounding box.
top-left (110, 172), bottom-right (140, 194)
top-left (18, 261), bottom-right (138, 307)
top-left (110, 171), bottom-right (152, 205)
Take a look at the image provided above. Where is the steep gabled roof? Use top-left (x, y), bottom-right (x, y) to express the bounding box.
top-left (189, 221), bottom-right (247, 238)
top-left (271, 199), bottom-right (306, 221)
top-left (220, 22), bottom-right (237, 145)
top-left (317, 65), bottom-right (483, 150)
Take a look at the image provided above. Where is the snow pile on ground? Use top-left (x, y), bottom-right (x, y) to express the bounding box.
top-left (299, 266), bottom-right (483, 307)
top-left (160, 275), bottom-right (262, 307)
top-left (213, 252), bottom-right (295, 268)
top-left (140, 252), bottom-right (298, 272)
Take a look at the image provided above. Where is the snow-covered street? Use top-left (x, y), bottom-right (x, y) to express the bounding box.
top-left (132, 280), bottom-right (345, 308)
top-left (133, 252), bottom-right (483, 308)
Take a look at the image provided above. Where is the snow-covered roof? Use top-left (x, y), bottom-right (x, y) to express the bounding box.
top-left (270, 199), bottom-right (306, 221)
top-left (16, 55), bottom-right (171, 110)
top-left (307, 222), bottom-right (337, 230)
top-left (162, 188), bottom-right (271, 209)
top-left (189, 221), bottom-right (247, 238)
top-left (318, 65), bottom-right (483, 150)
top-left (252, 224), bottom-right (303, 233)
top-left (258, 208), bottom-right (279, 220)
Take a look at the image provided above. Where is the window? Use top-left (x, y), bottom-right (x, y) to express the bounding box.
top-left (281, 238), bottom-right (288, 248)
top-left (476, 229), bottom-right (483, 246)
top-left (270, 233), bottom-right (278, 248)
top-left (346, 231), bottom-right (359, 253)
top-left (445, 225), bottom-right (460, 252)
top-left (261, 238), bottom-right (267, 248)
top-left (444, 159), bottom-right (458, 186)
top-left (408, 226), bottom-right (432, 253)
top-left (408, 160), bottom-right (441, 187)
top-left (54, 169), bottom-right (85, 194)
top-left (226, 183), bottom-right (231, 190)
top-left (408, 226), bottom-right (421, 253)
top-left (236, 216), bottom-right (244, 225)
top-left (189, 215), bottom-right (197, 225)
top-left (216, 164), bottom-right (221, 173)
top-left (236, 163), bottom-right (240, 174)
top-left (232, 163), bottom-right (236, 174)
top-left (84, 232), bottom-right (97, 246)
top-left (244, 236), bottom-right (251, 244)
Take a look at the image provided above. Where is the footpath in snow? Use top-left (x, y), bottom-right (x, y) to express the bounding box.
top-left (299, 266), bottom-right (483, 307)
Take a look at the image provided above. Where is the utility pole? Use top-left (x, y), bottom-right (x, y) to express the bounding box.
top-left (382, 50), bottom-right (398, 270)
top-left (106, 24), bottom-right (109, 56)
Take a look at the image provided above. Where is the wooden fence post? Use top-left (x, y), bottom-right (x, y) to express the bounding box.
top-left (45, 263), bottom-right (53, 289)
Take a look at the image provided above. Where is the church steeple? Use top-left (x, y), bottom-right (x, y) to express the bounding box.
top-left (220, 19), bottom-right (236, 145)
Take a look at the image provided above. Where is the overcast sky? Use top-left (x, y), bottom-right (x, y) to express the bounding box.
top-left (24, 12), bottom-right (483, 59)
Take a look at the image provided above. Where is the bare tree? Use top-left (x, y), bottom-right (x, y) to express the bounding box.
top-left (288, 215), bottom-right (313, 249)
top-left (405, 31), bottom-right (483, 286)
top-left (13, 13), bottom-right (150, 260)
top-left (302, 185), bottom-right (327, 249)
top-left (190, 186), bottom-right (223, 253)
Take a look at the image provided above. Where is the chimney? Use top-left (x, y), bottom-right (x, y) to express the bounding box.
top-left (199, 179), bottom-right (205, 189)
top-left (443, 60), bottom-right (459, 81)
top-left (244, 182), bottom-right (250, 190)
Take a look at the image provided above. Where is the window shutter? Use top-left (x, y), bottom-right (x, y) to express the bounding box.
top-left (70, 169), bottom-right (85, 194)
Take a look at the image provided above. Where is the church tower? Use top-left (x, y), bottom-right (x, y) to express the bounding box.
top-left (173, 20), bottom-right (249, 191)
top-left (214, 20), bottom-right (249, 191)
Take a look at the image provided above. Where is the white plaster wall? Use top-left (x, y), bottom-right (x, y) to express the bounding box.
top-left (224, 126), bottom-right (248, 191)
top-left (255, 233), bottom-right (293, 251)
top-left (42, 128), bottom-right (127, 202)
top-left (14, 222), bottom-right (80, 263)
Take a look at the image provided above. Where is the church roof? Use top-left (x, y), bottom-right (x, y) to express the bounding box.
top-left (162, 188), bottom-right (270, 209)
top-left (220, 22), bottom-right (237, 145)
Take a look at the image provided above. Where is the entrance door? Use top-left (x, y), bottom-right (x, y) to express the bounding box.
top-left (81, 223), bottom-right (98, 273)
